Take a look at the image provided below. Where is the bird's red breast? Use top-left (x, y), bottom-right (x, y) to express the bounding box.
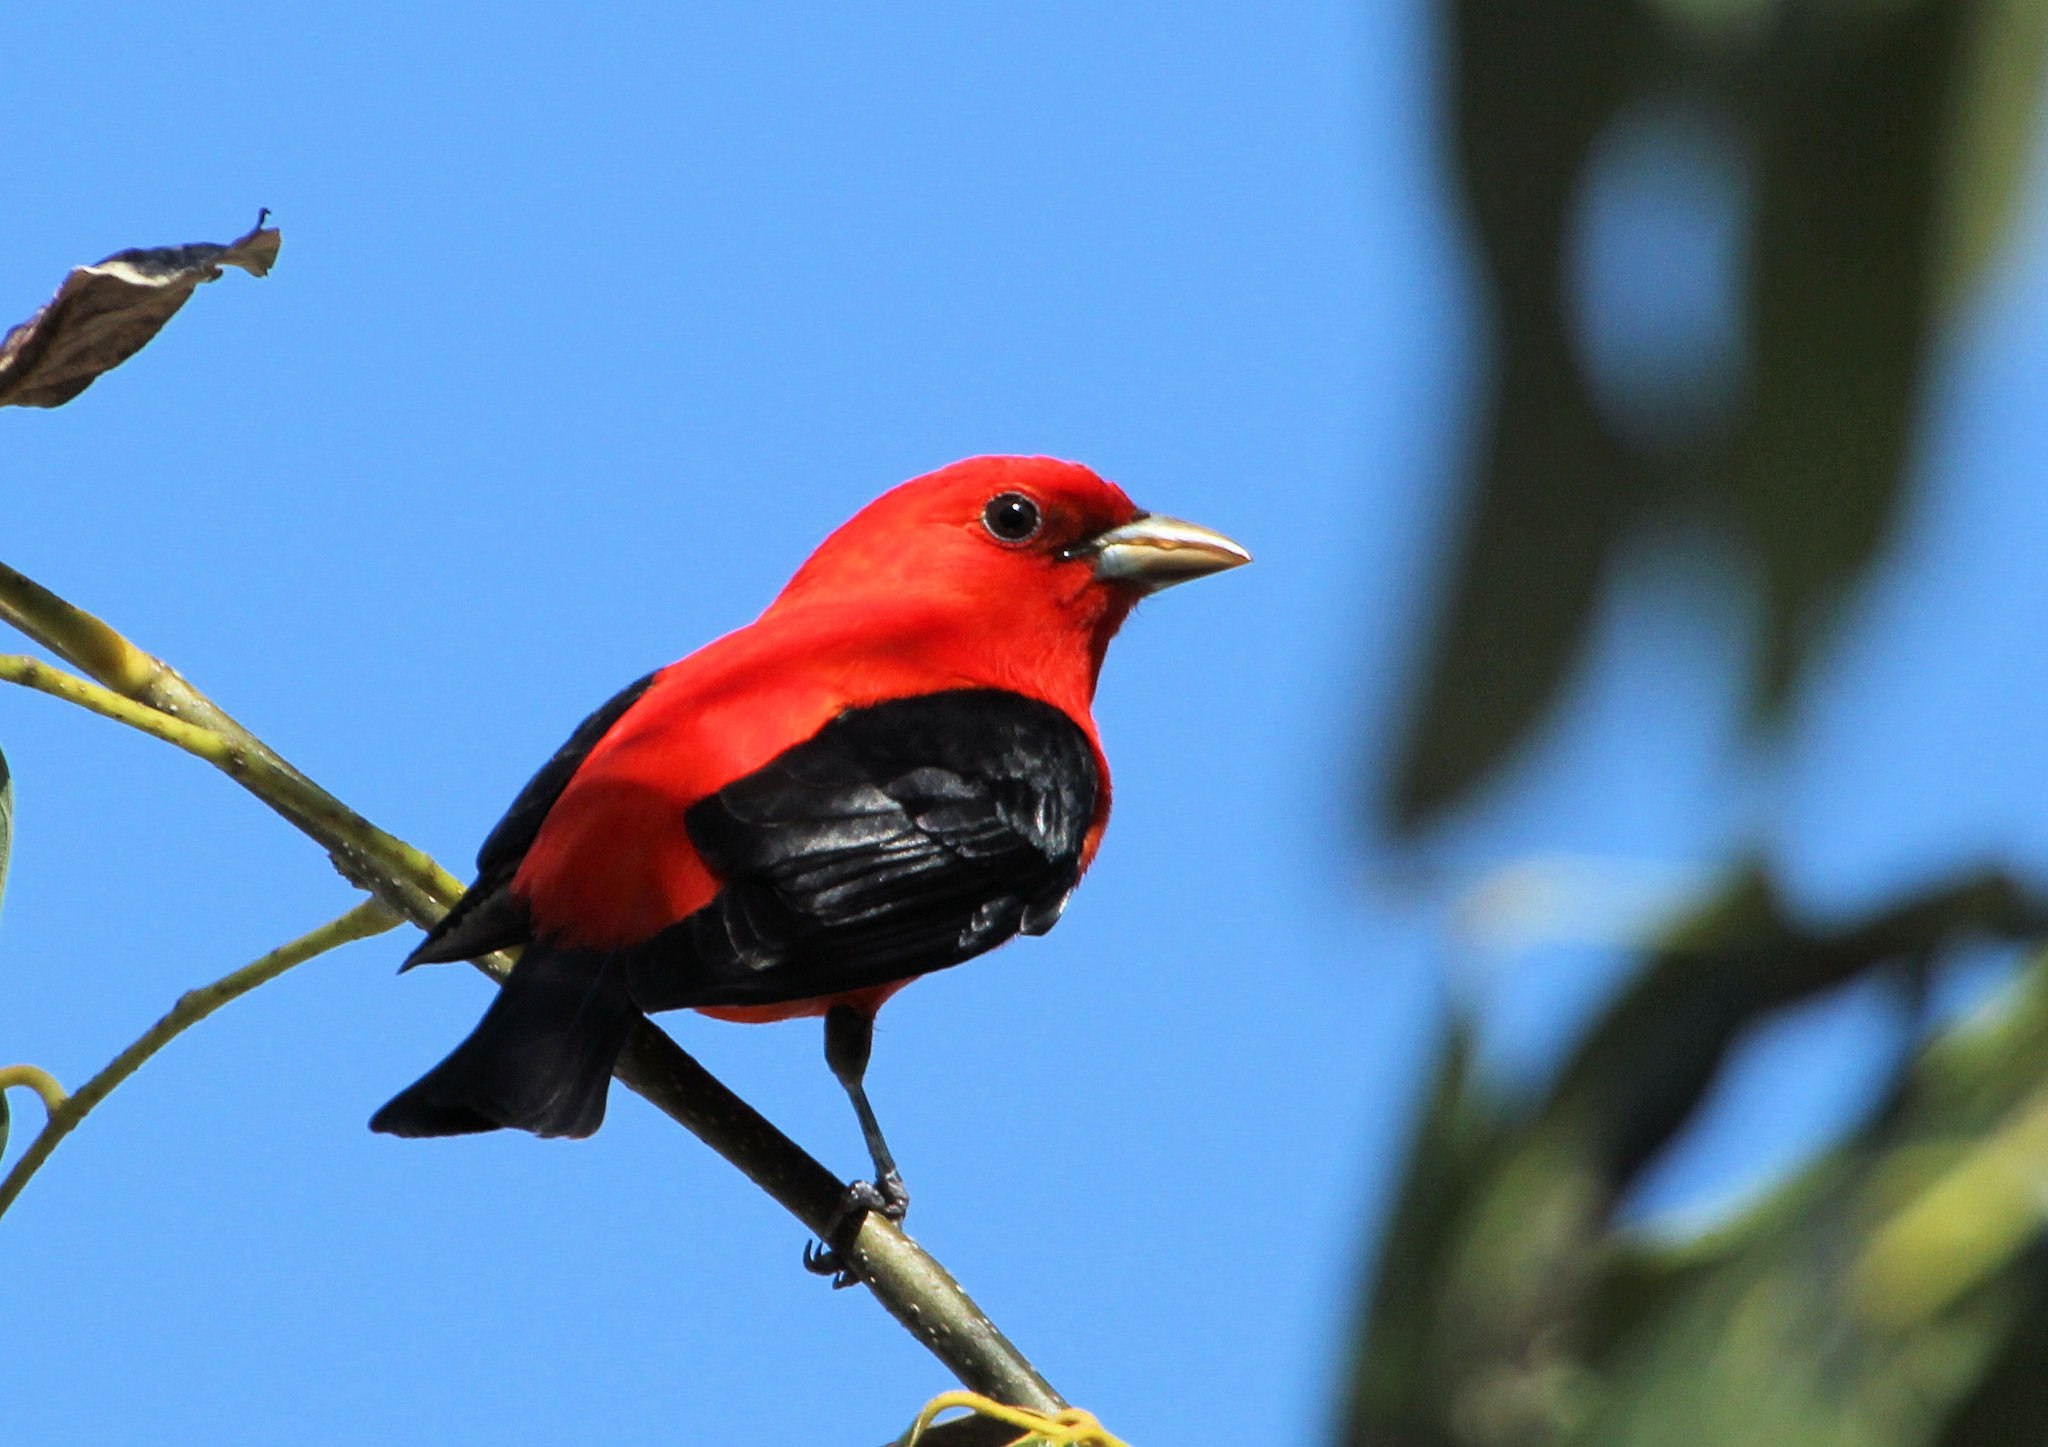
top-left (371, 453), bottom-right (1248, 1141)
top-left (510, 456), bottom-right (1141, 953)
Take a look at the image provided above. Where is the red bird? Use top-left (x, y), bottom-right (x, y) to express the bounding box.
top-left (372, 456), bottom-right (1248, 1239)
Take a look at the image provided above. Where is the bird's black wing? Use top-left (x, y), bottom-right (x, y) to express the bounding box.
top-left (625, 688), bottom-right (1099, 1011)
top-left (403, 670), bottom-right (661, 968)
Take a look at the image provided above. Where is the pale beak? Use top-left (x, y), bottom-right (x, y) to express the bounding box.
top-left (1081, 513), bottom-right (1252, 593)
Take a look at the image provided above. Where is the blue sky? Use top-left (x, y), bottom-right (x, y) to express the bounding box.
top-left (4, 4), bottom-right (2047, 1444)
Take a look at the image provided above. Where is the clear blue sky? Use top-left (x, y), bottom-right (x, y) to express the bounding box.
top-left (5, 5), bottom-right (2048, 1443)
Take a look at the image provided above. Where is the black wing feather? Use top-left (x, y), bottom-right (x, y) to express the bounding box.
top-left (625, 689), bottom-right (1098, 1010)
top-left (402, 670), bottom-right (660, 968)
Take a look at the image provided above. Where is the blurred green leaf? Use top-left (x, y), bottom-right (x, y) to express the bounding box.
top-left (0, 742), bottom-right (12, 925)
top-left (1932, 1275), bottom-right (2048, 1446)
top-left (1727, 0), bottom-right (1958, 708)
top-left (1385, 0), bottom-right (1646, 829)
top-left (1940, 0), bottom-right (2048, 303)
top-left (1340, 867), bottom-right (2048, 1447)
top-left (1382, 0), bottom-right (2048, 830)
top-left (1337, 1023), bottom-right (1497, 1445)
top-left (1358, 1), bottom-right (2048, 1438)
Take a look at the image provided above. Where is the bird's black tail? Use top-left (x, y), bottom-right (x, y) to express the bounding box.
top-left (370, 947), bottom-right (638, 1140)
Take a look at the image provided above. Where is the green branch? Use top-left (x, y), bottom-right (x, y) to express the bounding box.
top-left (0, 654), bottom-right (241, 762)
top-left (0, 559), bottom-right (1064, 1418)
top-left (0, 898), bottom-right (402, 1219)
top-left (0, 1064), bottom-right (68, 1117)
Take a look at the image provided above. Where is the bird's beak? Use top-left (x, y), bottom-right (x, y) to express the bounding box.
top-left (1082, 513), bottom-right (1252, 593)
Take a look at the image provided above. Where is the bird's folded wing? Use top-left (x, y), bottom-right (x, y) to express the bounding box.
top-left (627, 688), bottom-right (1099, 1010)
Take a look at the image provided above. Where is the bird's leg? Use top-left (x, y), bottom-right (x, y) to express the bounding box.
top-left (803, 1004), bottom-right (909, 1285)
top-left (825, 1004), bottom-right (909, 1214)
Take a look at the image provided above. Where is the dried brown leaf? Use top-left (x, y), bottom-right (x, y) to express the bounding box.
top-left (0, 211), bottom-right (281, 409)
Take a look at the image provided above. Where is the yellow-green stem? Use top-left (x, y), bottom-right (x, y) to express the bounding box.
top-left (1, 654), bottom-right (240, 761)
top-left (0, 562), bottom-right (155, 696)
top-left (0, 898), bottom-right (401, 1220)
top-left (0, 654), bottom-right (461, 921)
top-left (0, 559), bottom-right (1064, 1416)
top-left (0, 1064), bottom-right (69, 1117)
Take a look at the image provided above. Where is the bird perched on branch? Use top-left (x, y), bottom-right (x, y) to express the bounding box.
top-left (372, 456), bottom-right (1248, 1260)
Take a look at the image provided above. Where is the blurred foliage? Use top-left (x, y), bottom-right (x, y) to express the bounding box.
top-left (1385, 0), bottom-right (2048, 827)
top-left (1, 748), bottom-right (9, 1158)
top-left (1341, 869), bottom-right (2048, 1445)
top-left (0, 742), bottom-right (11, 924)
top-left (1351, 0), bottom-right (2048, 1441)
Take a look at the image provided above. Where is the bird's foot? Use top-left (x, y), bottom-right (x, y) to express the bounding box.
top-left (802, 1172), bottom-right (909, 1288)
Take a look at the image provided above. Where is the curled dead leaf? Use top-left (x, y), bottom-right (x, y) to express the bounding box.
top-left (0, 211), bottom-right (281, 409)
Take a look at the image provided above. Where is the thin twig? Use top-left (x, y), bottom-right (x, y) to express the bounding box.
top-left (0, 1064), bottom-right (68, 1117)
top-left (0, 561), bottom-right (1066, 1414)
top-left (0, 898), bottom-right (402, 1219)
top-left (1, 654), bottom-right (241, 762)
top-left (0, 562), bottom-right (156, 695)
top-left (0, 568), bottom-right (453, 925)
top-left (899, 1391), bottom-right (1130, 1447)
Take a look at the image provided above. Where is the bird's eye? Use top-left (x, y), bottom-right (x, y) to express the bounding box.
top-left (981, 492), bottom-right (1042, 544)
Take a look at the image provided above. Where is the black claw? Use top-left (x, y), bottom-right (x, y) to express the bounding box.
top-left (801, 1175), bottom-right (913, 1287)
top-left (873, 1170), bottom-right (910, 1220)
top-left (802, 1238), bottom-right (859, 1288)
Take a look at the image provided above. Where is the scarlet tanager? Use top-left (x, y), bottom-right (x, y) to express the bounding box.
top-left (372, 456), bottom-right (1248, 1239)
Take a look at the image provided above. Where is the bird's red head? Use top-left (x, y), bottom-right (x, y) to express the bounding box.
top-left (766, 455), bottom-right (1248, 715)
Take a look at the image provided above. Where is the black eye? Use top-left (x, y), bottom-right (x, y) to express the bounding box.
top-left (981, 492), bottom-right (1042, 543)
